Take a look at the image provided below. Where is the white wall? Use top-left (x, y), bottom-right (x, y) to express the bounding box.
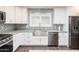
top-left (67, 6), bottom-right (79, 16)
top-left (0, 6), bottom-right (6, 12)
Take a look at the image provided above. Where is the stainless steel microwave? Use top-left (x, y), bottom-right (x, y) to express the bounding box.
top-left (0, 11), bottom-right (6, 22)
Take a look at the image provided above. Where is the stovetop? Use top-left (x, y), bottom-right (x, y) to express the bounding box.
top-left (0, 34), bottom-right (13, 47)
top-left (0, 34), bottom-right (12, 40)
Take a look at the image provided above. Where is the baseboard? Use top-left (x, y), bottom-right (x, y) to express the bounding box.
top-left (19, 45), bottom-right (67, 47)
top-left (59, 45), bottom-right (67, 47)
top-left (48, 45), bottom-right (58, 47)
top-left (20, 45), bottom-right (48, 47)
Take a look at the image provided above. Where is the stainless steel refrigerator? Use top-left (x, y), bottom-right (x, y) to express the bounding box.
top-left (69, 16), bottom-right (79, 49)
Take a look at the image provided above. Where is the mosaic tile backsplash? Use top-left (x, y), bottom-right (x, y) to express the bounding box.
top-left (0, 23), bottom-right (15, 32)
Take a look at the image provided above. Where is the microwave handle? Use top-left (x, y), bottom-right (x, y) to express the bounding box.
top-left (3, 12), bottom-right (6, 20)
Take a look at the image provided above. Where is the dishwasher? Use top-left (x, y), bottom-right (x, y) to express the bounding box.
top-left (48, 32), bottom-right (58, 46)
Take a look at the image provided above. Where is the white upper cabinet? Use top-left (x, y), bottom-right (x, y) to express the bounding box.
top-left (5, 6), bottom-right (28, 24)
top-left (5, 7), bottom-right (16, 23)
top-left (29, 8), bottom-right (52, 27)
top-left (15, 7), bottom-right (28, 24)
top-left (53, 7), bottom-right (67, 24)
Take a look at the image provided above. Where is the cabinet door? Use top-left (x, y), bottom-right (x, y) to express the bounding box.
top-left (32, 38), bottom-right (41, 45)
top-left (54, 8), bottom-right (67, 24)
top-left (13, 34), bottom-right (22, 51)
top-left (24, 33), bottom-right (32, 45)
top-left (13, 35), bottom-right (18, 51)
top-left (59, 33), bottom-right (68, 46)
top-left (5, 7), bottom-right (16, 23)
top-left (20, 33), bottom-right (32, 45)
top-left (41, 38), bottom-right (48, 45)
top-left (15, 7), bottom-right (28, 24)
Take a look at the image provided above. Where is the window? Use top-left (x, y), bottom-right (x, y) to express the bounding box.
top-left (28, 8), bottom-right (53, 27)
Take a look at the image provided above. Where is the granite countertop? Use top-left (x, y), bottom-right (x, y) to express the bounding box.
top-left (0, 30), bottom-right (33, 35)
top-left (48, 30), bottom-right (67, 33)
top-left (0, 30), bottom-right (67, 35)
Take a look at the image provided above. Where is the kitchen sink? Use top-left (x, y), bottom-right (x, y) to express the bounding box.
top-left (33, 30), bottom-right (48, 36)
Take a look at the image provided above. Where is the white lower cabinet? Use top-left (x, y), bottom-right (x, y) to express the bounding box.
top-left (20, 33), bottom-right (32, 45)
top-left (13, 33), bottom-right (48, 51)
top-left (13, 33), bottom-right (22, 51)
top-left (41, 38), bottom-right (48, 45)
top-left (13, 33), bottom-right (32, 51)
top-left (24, 38), bottom-right (32, 45)
top-left (32, 37), bottom-right (48, 46)
top-left (32, 38), bottom-right (41, 45)
top-left (59, 33), bottom-right (68, 46)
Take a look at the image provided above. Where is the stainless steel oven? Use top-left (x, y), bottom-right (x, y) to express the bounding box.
top-left (0, 34), bottom-right (13, 52)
